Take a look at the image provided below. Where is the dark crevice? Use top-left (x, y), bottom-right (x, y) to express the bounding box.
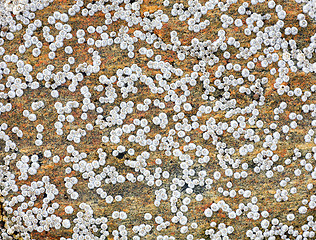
top-left (181, 183), bottom-right (188, 192)
top-left (116, 152), bottom-right (126, 159)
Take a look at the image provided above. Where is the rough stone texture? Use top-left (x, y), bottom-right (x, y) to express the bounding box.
top-left (0, 0), bottom-right (316, 239)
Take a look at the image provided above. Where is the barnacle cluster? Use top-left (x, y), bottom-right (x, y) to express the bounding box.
top-left (0, 0), bottom-right (316, 239)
